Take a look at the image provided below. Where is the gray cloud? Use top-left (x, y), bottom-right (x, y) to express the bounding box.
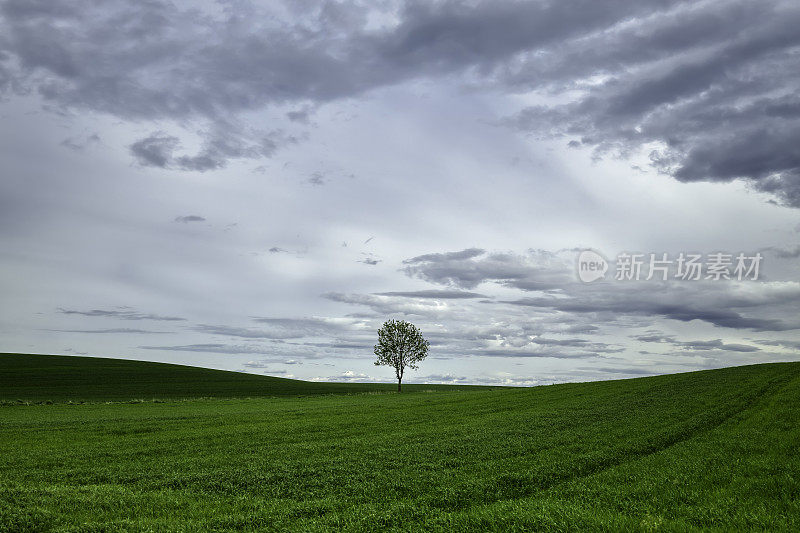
top-left (507, 295), bottom-right (796, 332)
top-left (4, 0), bottom-right (799, 202)
top-left (402, 248), bottom-right (571, 290)
top-left (129, 127), bottom-right (294, 171)
top-left (60, 132), bottom-right (99, 151)
top-left (374, 290), bottom-right (486, 299)
top-left (501, 0), bottom-right (800, 206)
top-left (761, 245), bottom-right (800, 259)
top-left (583, 367), bottom-right (657, 376)
top-left (49, 328), bottom-right (171, 334)
top-left (139, 343), bottom-right (273, 355)
top-left (129, 133), bottom-right (179, 168)
top-left (632, 333), bottom-right (676, 344)
top-left (755, 339), bottom-right (800, 350)
top-left (192, 318), bottom-right (360, 341)
top-left (174, 215), bottom-right (206, 223)
top-left (358, 256), bottom-right (381, 266)
top-left (477, 348), bottom-right (598, 359)
top-left (57, 307), bottom-right (185, 321)
top-left (323, 291), bottom-right (452, 317)
top-left (309, 172), bottom-right (326, 186)
top-left (672, 339), bottom-right (760, 352)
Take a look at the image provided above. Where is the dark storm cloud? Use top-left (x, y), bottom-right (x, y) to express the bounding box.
top-left (57, 307), bottom-right (185, 321)
top-left (374, 290), bottom-right (486, 299)
top-left (502, 0), bottom-right (800, 206)
top-left (4, 0), bottom-right (798, 201)
top-left (0, 0), bottom-right (664, 118)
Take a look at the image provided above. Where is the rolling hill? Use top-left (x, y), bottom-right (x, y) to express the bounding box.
top-left (0, 353), bottom-right (488, 402)
top-left (1, 354), bottom-right (798, 531)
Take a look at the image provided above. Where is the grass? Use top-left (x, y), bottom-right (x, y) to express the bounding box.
top-left (0, 353), bottom-right (798, 531)
top-left (0, 353), bottom-right (490, 403)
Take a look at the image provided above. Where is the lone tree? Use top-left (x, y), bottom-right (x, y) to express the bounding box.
top-left (374, 319), bottom-right (430, 392)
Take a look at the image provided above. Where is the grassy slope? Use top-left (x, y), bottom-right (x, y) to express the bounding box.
top-left (0, 355), bottom-right (798, 531)
top-left (0, 353), bottom-right (489, 402)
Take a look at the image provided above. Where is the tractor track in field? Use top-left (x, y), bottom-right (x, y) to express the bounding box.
top-left (467, 374), bottom-right (793, 510)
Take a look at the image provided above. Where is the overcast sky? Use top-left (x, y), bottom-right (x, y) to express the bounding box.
top-left (1, 0), bottom-right (799, 385)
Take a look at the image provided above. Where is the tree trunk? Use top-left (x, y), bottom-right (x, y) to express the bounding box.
top-left (397, 378), bottom-right (402, 392)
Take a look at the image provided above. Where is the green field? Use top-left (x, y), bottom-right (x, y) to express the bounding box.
top-left (1, 354), bottom-right (798, 531)
top-left (0, 353), bottom-right (488, 403)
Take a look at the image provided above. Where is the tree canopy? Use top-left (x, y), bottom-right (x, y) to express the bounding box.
top-left (373, 319), bottom-right (430, 392)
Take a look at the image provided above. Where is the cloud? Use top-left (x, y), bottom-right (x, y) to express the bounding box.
top-left (672, 339), bottom-right (760, 352)
top-left (308, 172), bottom-right (326, 186)
top-left (632, 332), bottom-right (677, 344)
top-left (317, 370), bottom-right (377, 383)
top-left (412, 373), bottom-right (469, 385)
top-left (507, 294), bottom-right (796, 332)
top-left (583, 367), bottom-right (657, 376)
top-left (402, 248), bottom-right (572, 290)
top-left (477, 348), bottom-right (598, 359)
top-left (129, 133), bottom-right (179, 168)
top-left (323, 291), bottom-right (451, 317)
top-left (242, 360), bottom-right (271, 369)
top-left (500, 0), bottom-right (800, 206)
top-left (374, 290), bottom-right (486, 299)
top-left (57, 307), bottom-right (185, 321)
top-left (499, 276), bottom-right (800, 332)
top-left (755, 339), bottom-right (800, 350)
top-left (761, 245), bottom-right (800, 259)
top-left (247, 316), bottom-right (368, 338)
top-left (192, 319), bottom-right (358, 341)
top-left (49, 328), bottom-right (171, 334)
top-left (174, 215), bottom-right (206, 223)
top-left (129, 127), bottom-right (295, 171)
top-left (60, 132), bottom-right (100, 151)
top-left (286, 109), bottom-right (310, 124)
top-left (139, 343), bottom-right (274, 355)
top-left (5, 0), bottom-right (798, 200)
